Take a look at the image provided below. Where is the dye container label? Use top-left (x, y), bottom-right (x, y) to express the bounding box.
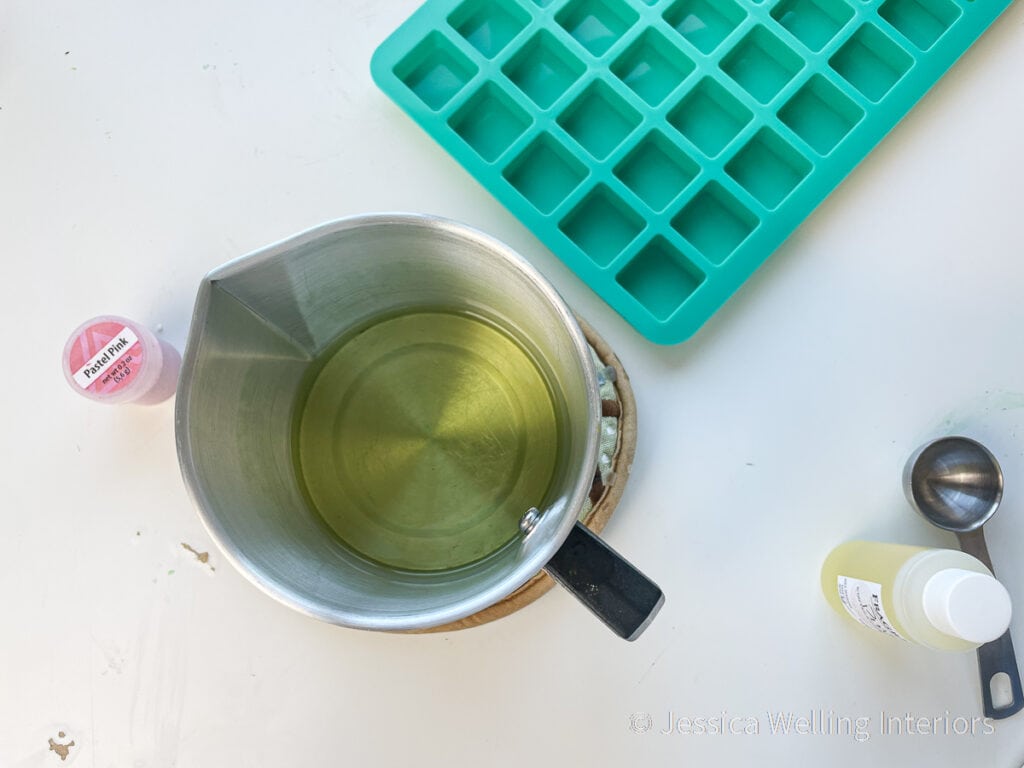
top-left (836, 576), bottom-right (906, 641)
top-left (68, 323), bottom-right (142, 394)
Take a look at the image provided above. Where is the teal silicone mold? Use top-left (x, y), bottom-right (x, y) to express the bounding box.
top-left (372, 0), bottom-right (1012, 344)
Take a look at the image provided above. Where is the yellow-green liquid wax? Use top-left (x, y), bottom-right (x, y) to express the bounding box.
top-left (293, 309), bottom-right (561, 571)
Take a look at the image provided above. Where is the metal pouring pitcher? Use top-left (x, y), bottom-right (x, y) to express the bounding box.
top-left (175, 214), bottom-right (664, 640)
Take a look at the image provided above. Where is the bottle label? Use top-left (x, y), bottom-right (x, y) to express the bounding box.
top-left (836, 575), bottom-right (906, 641)
top-left (68, 323), bottom-right (143, 394)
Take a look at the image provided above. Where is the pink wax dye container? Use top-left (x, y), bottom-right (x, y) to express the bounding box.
top-left (62, 315), bottom-right (180, 404)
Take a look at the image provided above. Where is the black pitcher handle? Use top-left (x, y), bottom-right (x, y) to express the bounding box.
top-left (543, 521), bottom-right (664, 641)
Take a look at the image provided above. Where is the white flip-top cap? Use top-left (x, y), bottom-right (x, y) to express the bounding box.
top-left (922, 568), bottom-right (1012, 644)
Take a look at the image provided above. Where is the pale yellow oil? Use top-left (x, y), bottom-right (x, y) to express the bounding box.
top-left (821, 541), bottom-right (925, 640)
top-left (293, 308), bottom-right (561, 572)
top-left (822, 541), bottom-right (987, 651)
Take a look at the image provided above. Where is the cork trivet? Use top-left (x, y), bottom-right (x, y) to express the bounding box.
top-left (410, 315), bottom-right (637, 633)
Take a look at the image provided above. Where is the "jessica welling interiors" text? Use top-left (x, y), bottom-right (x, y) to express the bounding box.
top-left (628, 710), bottom-right (995, 741)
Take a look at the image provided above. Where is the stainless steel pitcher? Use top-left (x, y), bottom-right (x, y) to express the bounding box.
top-left (175, 214), bottom-right (663, 639)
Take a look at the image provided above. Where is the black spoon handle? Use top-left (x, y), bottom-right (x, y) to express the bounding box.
top-left (976, 631), bottom-right (1024, 719)
top-left (958, 528), bottom-right (995, 572)
top-left (957, 529), bottom-right (1023, 719)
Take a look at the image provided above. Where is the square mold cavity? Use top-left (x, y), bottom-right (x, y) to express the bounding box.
top-left (616, 237), bottom-right (705, 320)
top-left (614, 130), bottom-right (699, 212)
top-left (725, 127), bottom-right (812, 209)
top-left (667, 77), bottom-right (753, 158)
top-left (611, 28), bottom-right (695, 107)
top-left (830, 24), bottom-right (913, 102)
top-left (778, 74), bottom-right (864, 155)
top-left (770, 0), bottom-right (855, 52)
top-left (449, 82), bottom-right (532, 161)
top-left (671, 181), bottom-right (759, 263)
top-left (557, 80), bottom-right (642, 160)
top-left (502, 133), bottom-right (588, 213)
top-left (555, 0), bottom-right (640, 57)
top-left (663, 0), bottom-right (747, 55)
top-left (394, 32), bottom-right (478, 110)
top-left (559, 184), bottom-right (645, 266)
top-left (720, 26), bottom-right (805, 104)
top-left (448, 0), bottom-right (531, 59)
top-left (879, 0), bottom-right (961, 51)
top-left (503, 30), bottom-right (586, 109)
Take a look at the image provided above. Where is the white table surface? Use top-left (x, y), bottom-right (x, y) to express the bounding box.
top-left (3, 1), bottom-right (1024, 766)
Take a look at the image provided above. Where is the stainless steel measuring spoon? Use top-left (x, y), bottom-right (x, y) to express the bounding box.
top-left (904, 436), bottom-right (1024, 719)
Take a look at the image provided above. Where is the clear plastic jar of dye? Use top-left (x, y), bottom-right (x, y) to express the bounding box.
top-left (62, 315), bottom-right (180, 405)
